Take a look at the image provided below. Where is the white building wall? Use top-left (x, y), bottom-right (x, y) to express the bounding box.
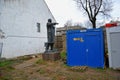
top-left (0, 0), bottom-right (55, 58)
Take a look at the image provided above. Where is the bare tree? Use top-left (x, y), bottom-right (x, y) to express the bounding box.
top-left (74, 0), bottom-right (112, 28)
top-left (85, 20), bottom-right (92, 28)
top-left (64, 20), bottom-right (73, 27)
top-left (73, 22), bottom-right (83, 27)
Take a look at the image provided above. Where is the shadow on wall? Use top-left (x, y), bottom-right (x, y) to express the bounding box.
top-left (0, 43), bottom-right (3, 58)
top-left (0, 29), bottom-right (5, 58)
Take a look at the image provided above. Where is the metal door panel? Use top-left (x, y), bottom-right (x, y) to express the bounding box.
top-left (85, 33), bottom-right (104, 67)
top-left (67, 31), bottom-right (86, 66)
top-left (110, 32), bottom-right (120, 68)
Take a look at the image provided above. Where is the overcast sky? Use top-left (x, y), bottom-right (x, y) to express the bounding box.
top-left (44, 0), bottom-right (120, 27)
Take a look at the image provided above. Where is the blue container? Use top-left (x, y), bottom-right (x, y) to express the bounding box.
top-left (66, 28), bottom-right (104, 68)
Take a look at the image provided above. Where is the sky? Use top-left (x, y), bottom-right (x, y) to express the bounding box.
top-left (44, 0), bottom-right (120, 27)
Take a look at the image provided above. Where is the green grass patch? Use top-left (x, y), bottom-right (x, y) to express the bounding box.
top-left (0, 56), bottom-right (29, 68)
top-left (0, 60), bottom-right (14, 67)
top-left (93, 68), bottom-right (106, 72)
top-left (60, 51), bottom-right (66, 60)
top-left (0, 75), bottom-right (12, 80)
top-left (0, 60), bottom-right (15, 71)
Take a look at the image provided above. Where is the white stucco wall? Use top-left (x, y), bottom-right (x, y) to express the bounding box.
top-left (0, 0), bottom-right (55, 58)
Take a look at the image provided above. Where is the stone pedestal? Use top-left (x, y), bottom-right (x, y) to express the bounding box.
top-left (42, 51), bottom-right (61, 61)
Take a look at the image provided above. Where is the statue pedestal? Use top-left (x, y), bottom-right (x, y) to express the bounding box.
top-left (42, 50), bottom-right (61, 61)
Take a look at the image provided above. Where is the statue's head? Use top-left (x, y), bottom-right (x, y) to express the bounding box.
top-left (48, 19), bottom-right (52, 23)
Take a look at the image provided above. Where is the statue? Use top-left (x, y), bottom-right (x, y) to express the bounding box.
top-left (45, 19), bottom-right (58, 51)
top-left (42, 19), bottom-right (60, 61)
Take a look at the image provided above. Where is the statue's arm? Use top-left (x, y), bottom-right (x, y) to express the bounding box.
top-left (47, 22), bottom-right (58, 26)
top-left (53, 22), bottom-right (59, 25)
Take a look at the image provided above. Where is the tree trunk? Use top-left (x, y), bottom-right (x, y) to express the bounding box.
top-left (92, 22), bottom-right (96, 28)
top-left (92, 18), bottom-right (96, 28)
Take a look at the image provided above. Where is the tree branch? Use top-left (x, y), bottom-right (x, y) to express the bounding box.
top-left (88, 0), bottom-right (93, 19)
top-left (95, 0), bottom-right (102, 17)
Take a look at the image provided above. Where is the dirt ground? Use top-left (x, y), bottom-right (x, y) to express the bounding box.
top-left (0, 54), bottom-right (120, 80)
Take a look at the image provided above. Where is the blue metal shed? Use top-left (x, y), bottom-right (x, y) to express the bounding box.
top-left (66, 28), bottom-right (104, 68)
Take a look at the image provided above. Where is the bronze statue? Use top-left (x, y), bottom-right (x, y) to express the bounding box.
top-left (45, 19), bottom-right (58, 51)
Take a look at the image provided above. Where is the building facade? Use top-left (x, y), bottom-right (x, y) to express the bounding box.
top-left (0, 0), bottom-right (55, 58)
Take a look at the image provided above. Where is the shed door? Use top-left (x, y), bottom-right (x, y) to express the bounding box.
top-left (86, 33), bottom-right (104, 67)
top-left (110, 32), bottom-right (120, 68)
top-left (67, 32), bottom-right (86, 66)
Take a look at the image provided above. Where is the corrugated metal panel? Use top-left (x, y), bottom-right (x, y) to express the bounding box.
top-left (67, 28), bottom-right (104, 68)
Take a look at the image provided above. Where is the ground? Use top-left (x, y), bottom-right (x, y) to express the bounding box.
top-left (0, 54), bottom-right (120, 80)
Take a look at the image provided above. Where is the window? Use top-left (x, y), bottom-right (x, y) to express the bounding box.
top-left (37, 23), bottom-right (40, 32)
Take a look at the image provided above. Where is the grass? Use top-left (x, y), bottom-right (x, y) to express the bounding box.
top-left (0, 75), bottom-right (12, 80)
top-left (36, 59), bottom-right (46, 65)
top-left (0, 60), bottom-right (15, 71)
top-left (60, 51), bottom-right (67, 64)
top-left (0, 57), bottom-right (31, 80)
top-left (0, 55), bottom-right (120, 80)
top-left (0, 60), bottom-right (14, 67)
top-left (0, 60), bottom-right (15, 80)
top-left (0, 55), bottom-right (32, 67)
top-left (36, 68), bottom-right (46, 74)
top-left (60, 51), bottom-right (66, 60)
top-left (93, 68), bottom-right (106, 72)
